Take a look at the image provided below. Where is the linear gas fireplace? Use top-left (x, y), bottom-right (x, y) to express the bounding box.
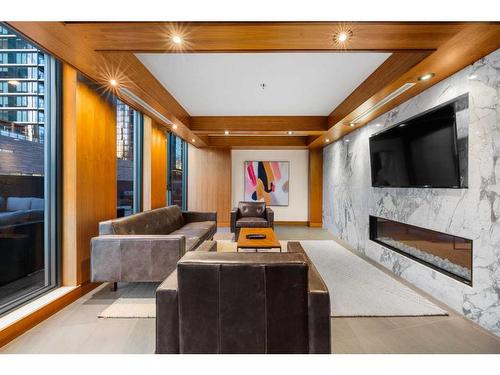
top-left (369, 216), bottom-right (472, 285)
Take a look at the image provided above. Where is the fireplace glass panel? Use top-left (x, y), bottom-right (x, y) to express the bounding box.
top-left (369, 216), bottom-right (472, 284)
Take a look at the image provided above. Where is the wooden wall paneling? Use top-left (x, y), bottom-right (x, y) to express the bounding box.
top-left (308, 148), bottom-right (323, 227)
top-left (151, 122), bottom-right (167, 209)
top-left (62, 64), bottom-right (78, 286)
top-left (188, 146), bottom-right (232, 226)
top-left (74, 75), bottom-right (117, 284)
top-left (142, 116), bottom-right (152, 211)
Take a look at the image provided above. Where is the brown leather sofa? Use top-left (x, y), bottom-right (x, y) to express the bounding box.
top-left (230, 201), bottom-right (274, 240)
top-left (91, 205), bottom-right (216, 286)
top-left (156, 241), bottom-right (331, 354)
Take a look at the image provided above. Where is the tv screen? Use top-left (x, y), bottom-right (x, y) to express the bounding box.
top-left (369, 99), bottom-right (467, 188)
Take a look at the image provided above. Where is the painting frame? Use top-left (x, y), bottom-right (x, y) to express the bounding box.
top-left (243, 160), bottom-right (290, 207)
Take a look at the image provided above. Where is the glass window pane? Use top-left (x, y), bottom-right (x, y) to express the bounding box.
top-left (168, 133), bottom-right (187, 210)
top-left (0, 24), bottom-right (58, 313)
top-left (116, 100), bottom-right (142, 217)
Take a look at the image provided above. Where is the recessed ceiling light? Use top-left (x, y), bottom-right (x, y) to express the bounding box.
top-left (287, 131), bottom-right (294, 135)
top-left (7, 80), bottom-right (20, 86)
top-left (325, 138), bottom-right (330, 143)
top-left (172, 35), bottom-right (183, 44)
top-left (109, 79), bottom-right (118, 87)
top-left (172, 124), bottom-right (178, 130)
top-left (399, 123), bottom-right (406, 127)
top-left (418, 73), bottom-right (435, 81)
top-left (468, 74), bottom-right (478, 80)
top-left (192, 138), bottom-right (196, 142)
top-left (335, 30), bottom-right (353, 43)
top-left (375, 123), bottom-right (383, 127)
top-left (224, 130), bottom-right (230, 135)
top-left (344, 139), bottom-right (350, 143)
top-left (349, 123), bottom-right (355, 127)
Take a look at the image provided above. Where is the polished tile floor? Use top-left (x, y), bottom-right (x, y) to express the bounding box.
top-left (1, 226), bottom-right (500, 354)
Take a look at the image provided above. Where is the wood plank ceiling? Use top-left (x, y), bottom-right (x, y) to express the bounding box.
top-left (8, 22), bottom-right (500, 149)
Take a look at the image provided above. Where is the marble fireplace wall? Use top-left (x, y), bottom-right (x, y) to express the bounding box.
top-left (323, 48), bottom-right (500, 336)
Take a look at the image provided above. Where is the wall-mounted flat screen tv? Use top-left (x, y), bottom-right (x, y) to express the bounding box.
top-left (369, 95), bottom-right (468, 188)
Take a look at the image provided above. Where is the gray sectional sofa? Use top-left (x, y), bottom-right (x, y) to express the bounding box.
top-left (90, 205), bottom-right (217, 286)
top-left (0, 196), bottom-right (44, 226)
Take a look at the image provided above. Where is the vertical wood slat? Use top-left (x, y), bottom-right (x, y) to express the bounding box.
top-left (308, 148), bottom-right (323, 227)
top-left (188, 147), bottom-right (232, 226)
top-left (62, 64), bottom-right (117, 285)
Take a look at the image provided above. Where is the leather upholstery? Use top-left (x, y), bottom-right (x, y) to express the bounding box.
top-left (238, 201), bottom-right (266, 218)
top-left (156, 241), bottom-right (217, 354)
top-left (99, 206), bottom-right (185, 235)
top-left (287, 241), bottom-right (331, 354)
top-left (177, 252), bottom-right (308, 354)
top-left (91, 206), bottom-right (217, 284)
top-left (235, 217), bottom-right (268, 228)
top-left (156, 243), bottom-right (331, 354)
top-left (231, 201), bottom-right (274, 239)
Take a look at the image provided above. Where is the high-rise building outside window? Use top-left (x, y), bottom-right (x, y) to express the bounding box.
top-left (0, 24), bottom-right (60, 315)
top-left (116, 99), bottom-right (143, 217)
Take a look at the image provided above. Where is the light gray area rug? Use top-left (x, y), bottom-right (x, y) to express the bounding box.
top-left (300, 240), bottom-right (448, 317)
top-left (98, 282), bottom-right (158, 318)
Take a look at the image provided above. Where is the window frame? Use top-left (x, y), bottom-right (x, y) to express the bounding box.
top-left (0, 26), bottom-right (61, 316)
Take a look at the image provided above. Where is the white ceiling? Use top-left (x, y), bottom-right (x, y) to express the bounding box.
top-left (136, 52), bottom-right (391, 116)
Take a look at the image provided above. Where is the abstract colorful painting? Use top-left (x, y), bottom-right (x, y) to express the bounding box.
top-left (244, 161), bottom-right (289, 206)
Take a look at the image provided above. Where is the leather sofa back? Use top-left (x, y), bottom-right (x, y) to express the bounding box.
top-left (176, 251), bottom-right (309, 354)
top-left (99, 205), bottom-right (184, 235)
top-left (238, 201), bottom-right (266, 218)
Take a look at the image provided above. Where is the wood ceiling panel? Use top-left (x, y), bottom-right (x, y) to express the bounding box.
top-left (191, 116), bottom-right (328, 135)
top-left (309, 23), bottom-right (500, 148)
top-left (64, 22), bottom-right (466, 52)
top-left (6, 22), bottom-right (206, 147)
top-left (207, 135), bottom-right (308, 148)
top-left (7, 21), bottom-right (500, 150)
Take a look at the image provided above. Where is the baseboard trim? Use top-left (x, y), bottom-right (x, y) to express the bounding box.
top-left (275, 221), bottom-right (308, 226)
top-left (0, 282), bottom-right (99, 348)
top-left (308, 222), bottom-right (323, 227)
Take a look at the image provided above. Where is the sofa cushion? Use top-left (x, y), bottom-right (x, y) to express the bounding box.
top-left (181, 221), bottom-right (216, 233)
top-left (30, 198), bottom-right (44, 210)
top-left (236, 217), bottom-right (269, 228)
top-left (0, 211), bottom-right (29, 226)
top-left (238, 202), bottom-right (266, 218)
top-left (6, 197), bottom-right (32, 212)
top-left (100, 205), bottom-right (184, 235)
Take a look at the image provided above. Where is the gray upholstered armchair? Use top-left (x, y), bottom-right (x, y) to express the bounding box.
top-left (230, 201), bottom-right (274, 240)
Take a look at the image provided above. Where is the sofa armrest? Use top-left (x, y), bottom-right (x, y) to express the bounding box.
top-left (156, 269), bottom-right (179, 354)
top-left (182, 211), bottom-right (217, 223)
top-left (230, 207), bottom-right (239, 233)
top-left (91, 235), bottom-right (186, 283)
top-left (266, 207), bottom-right (274, 228)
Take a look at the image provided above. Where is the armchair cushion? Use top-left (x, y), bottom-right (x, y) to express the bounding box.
top-left (235, 217), bottom-right (269, 228)
top-left (238, 201), bottom-right (266, 218)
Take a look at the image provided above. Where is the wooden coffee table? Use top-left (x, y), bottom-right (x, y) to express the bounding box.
top-left (237, 228), bottom-right (281, 252)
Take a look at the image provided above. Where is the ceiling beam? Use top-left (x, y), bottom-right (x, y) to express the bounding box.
top-left (191, 116), bottom-right (328, 136)
top-left (309, 23), bottom-right (500, 148)
top-left (207, 136), bottom-right (308, 149)
top-left (63, 22), bottom-right (467, 52)
top-left (6, 22), bottom-right (206, 147)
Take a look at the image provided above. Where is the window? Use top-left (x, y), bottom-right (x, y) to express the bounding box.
top-left (0, 24), bottom-right (60, 315)
top-left (116, 99), bottom-right (143, 217)
top-left (167, 133), bottom-right (187, 210)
